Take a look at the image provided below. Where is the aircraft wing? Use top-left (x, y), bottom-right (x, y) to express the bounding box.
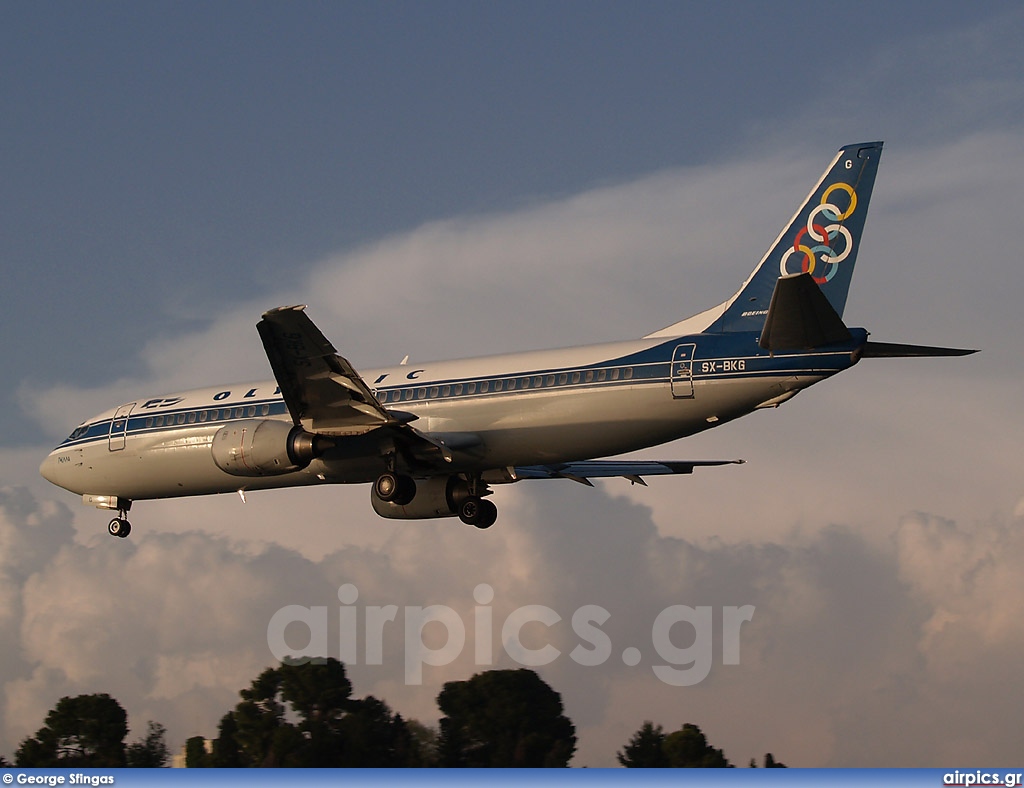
top-left (513, 459), bottom-right (744, 486)
top-left (258, 305), bottom-right (484, 467)
top-left (257, 305), bottom-right (397, 436)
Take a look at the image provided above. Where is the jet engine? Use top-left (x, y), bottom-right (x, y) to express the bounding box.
top-left (211, 419), bottom-right (330, 477)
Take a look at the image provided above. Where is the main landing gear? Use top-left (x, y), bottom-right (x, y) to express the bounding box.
top-left (372, 471), bottom-right (499, 529)
top-left (457, 496), bottom-right (497, 529)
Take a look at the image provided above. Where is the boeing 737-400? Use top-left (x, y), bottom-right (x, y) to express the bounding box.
top-left (39, 141), bottom-right (975, 537)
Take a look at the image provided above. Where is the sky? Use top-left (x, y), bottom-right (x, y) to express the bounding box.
top-left (2, 0), bottom-right (1024, 768)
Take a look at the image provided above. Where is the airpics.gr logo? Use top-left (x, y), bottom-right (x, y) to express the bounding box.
top-left (267, 584), bottom-right (756, 687)
top-left (779, 181), bottom-right (858, 285)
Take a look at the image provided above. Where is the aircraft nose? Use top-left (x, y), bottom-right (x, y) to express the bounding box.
top-left (39, 452), bottom-right (60, 484)
top-left (39, 451), bottom-right (72, 490)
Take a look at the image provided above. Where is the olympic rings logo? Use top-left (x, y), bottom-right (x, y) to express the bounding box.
top-left (779, 182), bottom-right (858, 284)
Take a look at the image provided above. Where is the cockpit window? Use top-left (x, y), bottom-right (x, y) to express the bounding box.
top-left (68, 425), bottom-right (89, 441)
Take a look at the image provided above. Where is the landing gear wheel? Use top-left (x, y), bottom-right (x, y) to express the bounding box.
top-left (459, 497), bottom-right (497, 529)
top-left (108, 518), bottom-right (132, 538)
top-left (373, 472), bottom-right (416, 506)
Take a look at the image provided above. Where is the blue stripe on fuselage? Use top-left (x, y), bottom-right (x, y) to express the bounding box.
top-left (54, 329), bottom-right (866, 451)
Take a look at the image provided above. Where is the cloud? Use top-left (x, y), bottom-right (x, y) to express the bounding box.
top-left (16, 144), bottom-right (808, 443)
top-left (8, 125), bottom-right (1024, 766)
top-left (3, 480), bottom-right (1024, 766)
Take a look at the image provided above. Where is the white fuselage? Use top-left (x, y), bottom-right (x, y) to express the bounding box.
top-left (39, 333), bottom-right (850, 503)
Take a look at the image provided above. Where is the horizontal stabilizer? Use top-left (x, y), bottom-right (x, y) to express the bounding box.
top-left (759, 273), bottom-right (852, 351)
top-left (858, 341), bottom-right (978, 358)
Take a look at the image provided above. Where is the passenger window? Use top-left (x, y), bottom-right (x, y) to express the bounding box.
top-left (430, 386), bottom-right (439, 398)
top-left (261, 404), bottom-right (270, 416)
top-left (247, 407), bottom-right (256, 417)
top-left (585, 371), bottom-right (594, 383)
top-left (598, 370), bottom-right (607, 382)
top-left (442, 386), bottom-right (451, 397)
top-left (480, 381), bottom-right (489, 393)
top-left (558, 373), bottom-right (568, 385)
top-left (494, 380), bottom-right (503, 392)
top-left (177, 414), bottom-right (186, 425)
top-left (545, 375), bottom-right (555, 386)
top-left (154, 416), bottom-right (163, 427)
top-left (624, 367), bottom-right (634, 380)
top-left (455, 384), bottom-right (463, 396)
top-left (403, 389), bottom-right (413, 401)
top-left (521, 378), bottom-right (530, 389)
top-left (467, 382), bottom-right (476, 394)
top-left (506, 379), bottom-right (515, 390)
top-left (611, 369), bottom-right (620, 381)
top-left (572, 372), bottom-right (581, 384)
top-left (146, 418), bottom-right (154, 428)
top-left (199, 411), bottom-right (207, 423)
top-left (417, 388), bottom-right (426, 399)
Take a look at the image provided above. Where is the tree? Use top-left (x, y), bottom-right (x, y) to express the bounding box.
top-left (618, 721), bottom-right (732, 768)
top-left (213, 658), bottom-right (423, 767)
top-left (229, 664), bottom-right (308, 767)
top-left (210, 713), bottom-right (243, 767)
top-left (405, 720), bottom-right (439, 767)
top-left (126, 721), bottom-right (169, 767)
top-left (437, 669), bottom-right (576, 767)
top-left (662, 723), bottom-right (731, 767)
top-left (185, 736), bottom-right (212, 768)
top-left (15, 694), bottom-right (128, 767)
top-left (617, 721), bottom-right (669, 767)
top-left (335, 696), bottom-right (419, 767)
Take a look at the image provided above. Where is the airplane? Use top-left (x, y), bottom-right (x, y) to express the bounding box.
top-left (40, 141), bottom-right (976, 537)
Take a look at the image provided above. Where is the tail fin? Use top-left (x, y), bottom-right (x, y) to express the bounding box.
top-left (708, 141), bottom-right (883, 334)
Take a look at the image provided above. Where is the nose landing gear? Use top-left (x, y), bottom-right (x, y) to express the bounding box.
top-left (107, 517), bottom-right (132, 538)
top-left (107, 502), bottom-right (133, 538)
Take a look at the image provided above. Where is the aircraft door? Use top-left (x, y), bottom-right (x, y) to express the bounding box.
top-left (108, 403), bottom-right (135, 451)
top-left (670, 344), bottom-right (696, 399)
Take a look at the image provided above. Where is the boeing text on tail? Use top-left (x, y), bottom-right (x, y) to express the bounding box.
top-left (40, 142), bottom-right (976, 537)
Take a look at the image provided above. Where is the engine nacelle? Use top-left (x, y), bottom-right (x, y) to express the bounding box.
top-left (371, 476), bottom-right (470, 519)
top-left (211, 419), bottom-right (326, 477)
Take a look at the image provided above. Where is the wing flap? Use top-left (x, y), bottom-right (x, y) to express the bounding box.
top-left (514, 459), bottom-right (744, 483)
top-left (257, 305), bottom-right (392, 435)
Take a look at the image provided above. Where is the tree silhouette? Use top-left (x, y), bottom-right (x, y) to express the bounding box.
top-left (617, 721), bottom-right (669, 767)
top-left (210, 713), bottom-right (243, 767)
top-left (437, 669), bottom-right (576, 767)
top-left (184, 736), bottom-right (212, 768)
top-left (126, 721), bottom-right (169, 767)
top-left (15, 694), bottom-right (128, 767)
top-left (405, 720), bottom-right (439, 767)
top-left (212, 657), bottom-right (422, 767)
top-left (663, 723), bottom-right (730, 767)
top-left (619, 721), bottom-right (733, 768)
